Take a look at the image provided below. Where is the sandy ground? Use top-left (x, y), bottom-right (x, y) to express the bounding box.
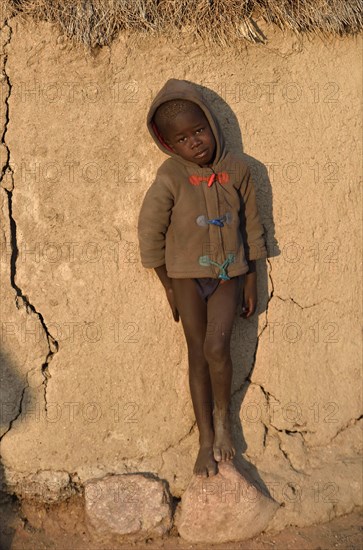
top-left (0, 492), bottom-right (361, 550)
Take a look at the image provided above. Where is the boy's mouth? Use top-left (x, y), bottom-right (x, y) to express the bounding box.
top-left (194, 149), bottom-right (208, 159)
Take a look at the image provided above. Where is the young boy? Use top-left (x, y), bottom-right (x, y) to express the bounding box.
top-left (138, 79), bottom-right (267, 477)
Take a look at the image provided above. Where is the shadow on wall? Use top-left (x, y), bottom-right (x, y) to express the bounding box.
top-left (0, 349), bottom-right (26, 550)
top-left (196, 82), bottom-right (280, 497)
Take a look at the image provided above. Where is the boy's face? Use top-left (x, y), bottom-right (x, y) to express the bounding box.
top-left (161, 108), bottom-right (216, 166)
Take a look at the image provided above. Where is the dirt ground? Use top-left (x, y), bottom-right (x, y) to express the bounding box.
top-left (0, 492), bottom-right (361, 550)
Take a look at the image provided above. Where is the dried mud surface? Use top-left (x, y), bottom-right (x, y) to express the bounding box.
top-left (0, 493), bottom-right (362, 550)
top-left (0, 10), bottom-right (362, 539)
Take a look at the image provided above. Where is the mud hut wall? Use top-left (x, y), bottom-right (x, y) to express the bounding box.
top-left (0, 15), bottom-right (362, 528)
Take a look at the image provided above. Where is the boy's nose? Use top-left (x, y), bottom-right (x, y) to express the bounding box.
top-left (190, 135), bottom-right (202, 148)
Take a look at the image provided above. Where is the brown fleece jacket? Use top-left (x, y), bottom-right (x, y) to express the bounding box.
top-left (137, 79), bottom-right (267, 279)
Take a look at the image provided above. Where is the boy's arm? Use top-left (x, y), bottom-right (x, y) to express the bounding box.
top-left (154, 264), bottom-right (172, 289)
top-left (137, 175), bottom-right (174, 270)
top-left (241, 260), bottom-right (257, 318)
top-left (154, 264), bottom-right (179, 322)
top-left (238, 166), bottom-right (266, 318)
top-left (138, 176), bottom-right (179, 321)
top-left (238, 166), bottom-right (267, 263)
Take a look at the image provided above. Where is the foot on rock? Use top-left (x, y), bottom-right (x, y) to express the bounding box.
top-left (193, 446), bottom-right (218, 477)
top-left (213, 408), bottom-right (235, 462)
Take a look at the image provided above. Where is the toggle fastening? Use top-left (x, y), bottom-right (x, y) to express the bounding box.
top-left (189, 172), bottom-right (229, 187)
top-left (196, 212), bottom-right (232, 228)
top-left (198, 253), bottom-right (236, 280)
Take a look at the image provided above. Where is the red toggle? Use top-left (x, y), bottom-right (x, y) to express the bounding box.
top-left (189, 172), bottom-right (229, 187)
top-left (207, 174), bottom-right (216, 187)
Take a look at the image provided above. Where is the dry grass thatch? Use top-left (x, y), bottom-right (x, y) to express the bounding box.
top-left (3, 0), bottom-right (363, 49)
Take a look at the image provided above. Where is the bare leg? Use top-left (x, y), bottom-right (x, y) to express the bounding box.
top-left (204, 276), bottom-right (242, 462)
top-left (171, 278), bottom-right (217, 477)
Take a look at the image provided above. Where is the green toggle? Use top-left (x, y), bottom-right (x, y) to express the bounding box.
top-left (199, 253), bottom-right (235, 280)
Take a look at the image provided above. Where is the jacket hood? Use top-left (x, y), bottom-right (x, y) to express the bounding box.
top-left (147, 79), bottom-right (226, 168)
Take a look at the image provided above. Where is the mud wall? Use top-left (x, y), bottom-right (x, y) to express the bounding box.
top-left (0, 13), bottom-right (362, 530)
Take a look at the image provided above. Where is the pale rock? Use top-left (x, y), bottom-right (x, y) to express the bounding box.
top-left (176, 462), bottom-right (279, 543)
top-left (85, 474), bottom-right (172, 542)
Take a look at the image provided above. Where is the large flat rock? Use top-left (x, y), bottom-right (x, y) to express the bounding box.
top-left (176, 462), bottom-right (279, 543)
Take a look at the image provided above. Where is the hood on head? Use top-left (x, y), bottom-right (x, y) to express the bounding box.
top-left (147, 79), bottom-right (225, 167)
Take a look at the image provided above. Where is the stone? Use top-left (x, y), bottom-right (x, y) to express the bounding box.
top-left (5, 470), bottom-right (73, 503)
top-left (84, 474), bottom-right (172, 542)
top-left (176, 462), bottom-right (279, 543)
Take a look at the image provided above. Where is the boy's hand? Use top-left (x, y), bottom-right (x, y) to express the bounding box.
top-left (165, 287), bottom-right (180, 322)
top-left (240, 271), bottom-right (257, 318)
top-left (154, 265), bottom-right (179, 322)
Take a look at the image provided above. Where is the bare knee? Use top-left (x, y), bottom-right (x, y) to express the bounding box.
top-left (203, 339), bottom-right (229, 367)
top-left (187, 342), bottom-right (208, 373)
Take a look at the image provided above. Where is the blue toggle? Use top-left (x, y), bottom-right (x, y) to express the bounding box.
top-left (196, 213), bottom-right (232, 228)
top-left (208, 218), bottom-right (224, 227)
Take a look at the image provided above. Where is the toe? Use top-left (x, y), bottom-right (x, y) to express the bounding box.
top-left (208, 462), bottom-right (218, 477)
top-left (194, 464), bottom-right (202, 476)
top-left (213, 446), bottom-right (222, 462)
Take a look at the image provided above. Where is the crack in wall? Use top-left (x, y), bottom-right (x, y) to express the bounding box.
top-left (275, 295), bottom-right (338, 310)
top-left (159, 421), bottom-right (197, 471)
top-left (277, 440), bottom-right (302, 474)
top-left (271, 426), bottom-right (309, 437)
top-left (5, 190), bottom-right (58, 412)
top-left (161, 421), bottom-right (196, 456)
top-left (312, 414), bottom-right (363, 447)
top-left (0, 18), bottom-right (59, 428)
top-left (250, 380), bottom-right (280, 406)
top-left (231, 257), bottom-right (275, 400)
top-left (0, 367), bottom-right (40, 441)
top-left (229, 260), bottom-right (355, 465)
top-left (257, 257), bottom-right (275, 338)
top-left (262, 423), bottom-right (268, 447)
top-left (230, 259), bottom-right (277, 454)
top-left (117, 421), bottom-right (198, 475)
top-left (245, 258), bottom-right (275, 384)
top-left (0, 382), bottom-right (27, 441)
top-left (273, 428), bottom-right (309, 474)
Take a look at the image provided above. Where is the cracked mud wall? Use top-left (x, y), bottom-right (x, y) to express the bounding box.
top-left (0, 12), bottom-right (361, 530)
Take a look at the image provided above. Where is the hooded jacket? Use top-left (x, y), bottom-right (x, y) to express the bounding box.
top-left (137, 79), bottom-right (267, 279)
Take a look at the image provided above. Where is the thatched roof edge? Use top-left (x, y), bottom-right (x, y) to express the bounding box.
top-left (3, 0), bottom-right (363, 49)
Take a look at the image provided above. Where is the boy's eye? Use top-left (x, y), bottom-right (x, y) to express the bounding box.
top-left (178, 137), bottom-right (186, 143)
top-left (195, 128), bottom-right (204, 134)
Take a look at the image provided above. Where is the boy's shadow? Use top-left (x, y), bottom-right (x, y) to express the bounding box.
top-left (196, 82), bottom-right (280, 497)
top-left (0, 349), bottom-right (24, 549)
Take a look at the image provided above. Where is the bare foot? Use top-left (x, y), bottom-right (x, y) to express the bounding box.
top-left (193, 446), bottom-right (218, 477)
top-left (213, 408), bottom-right (235, 462)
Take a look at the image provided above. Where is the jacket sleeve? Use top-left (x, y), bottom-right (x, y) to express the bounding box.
top-left (238, 166), bottom-right (267, 261)
top-left (137, 174), bottom-right (174, 269)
